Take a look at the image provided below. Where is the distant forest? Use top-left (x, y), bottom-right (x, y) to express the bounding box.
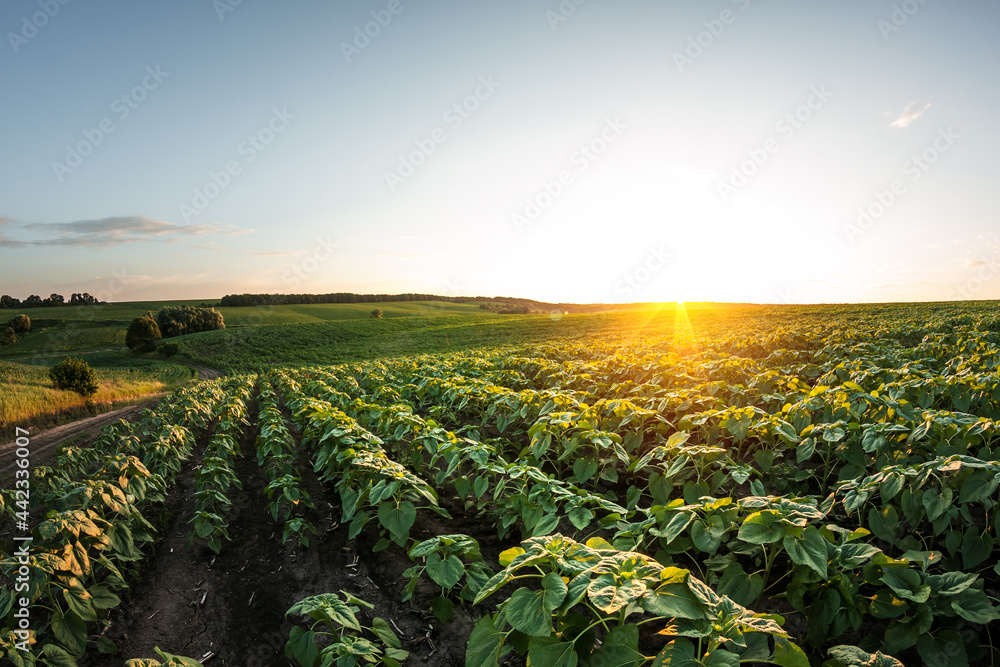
top-left (218, 293), bottom-right (480, 307)
top-left (0, 293), bottom-right (101, 308)
top-left (217, 292), bottom-right (639, 314)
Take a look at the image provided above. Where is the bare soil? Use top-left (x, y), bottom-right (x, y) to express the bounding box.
top-left (80, 389), bottom-right (518, 666)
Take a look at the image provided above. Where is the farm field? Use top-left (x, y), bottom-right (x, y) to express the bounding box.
top-left (2, 301), bottom-right (1000, 666)
top-left (0, 301), bottom-right (494, 363)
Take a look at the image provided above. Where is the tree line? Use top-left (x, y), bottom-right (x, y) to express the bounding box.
top-left (0, 293), bottom-right (101, 308)
top-left (218, 292), bottom-right (479, 307)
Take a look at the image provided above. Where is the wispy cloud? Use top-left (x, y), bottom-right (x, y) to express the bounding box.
top-left (0, 216), bottom-right (254, 248)
top-left (889, 102), bottom-right (931, 128)
top-left (190, 241), bottom-right (230, 252)
top-left (250, 249), bottom-right (301, 257)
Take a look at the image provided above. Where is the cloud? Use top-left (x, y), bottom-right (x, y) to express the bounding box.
top-left (190, 241), bottom-right (230, 252)
top-left (250, 250), bottom-right (301, 256)
top-left (0, 216), bottom-right (254, 248)
top-left (889, 102), bottom-right (931, 128)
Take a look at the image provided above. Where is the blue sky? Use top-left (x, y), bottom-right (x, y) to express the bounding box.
top-left (1, 0), bottom-right (998, 304)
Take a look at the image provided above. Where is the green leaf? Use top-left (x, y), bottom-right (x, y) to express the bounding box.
top-left (917, 630), bottom-right (968, 667)
top-left (717, 565), bottom-right (764, 608)
top-left (432, 595), bottom-right (455, 623)
top-left (586, 625), bottom-right (644, 667)
top-left (426, 553), bottom-right (466, 590)
top-left (926, 571), bottom-right (977, 597)
top-left (465, 616), bottom-right (505, 667)
top-left (869, 591), bottom-right (908, 619)
top-left (951, 588), bottom-right (1000, 623)
top-left (372, 617), bottom-right (403, 650)
top-left (690, 519), bottom-right (723, 555)
top-left (90, 584), bottom-right (122, 610)
top-left (474, 569), bottom-right (511, 605)
top-left (650, 512), bottom-right (694, 545)
top-left (568, 506), bottom-right (595, 531)
top-left (652, 639), bottom-right (700, 667)
top-left (771, 637), bottom-right (809, 667)
top-left (880, 569), bottom-right (929, 603)
top-left (285, 626), bottom-right (319, 667)
top-left (534, 513), bottom-right (561, 536)
top-left (41, 644), bottom-right (79, 667)
top-left (506, 586), bottom-right (556, 637)
top-left (796, 437), bottom-right (816, 463)
top-left (880, 474), bottom-right (903, 502)
top-left (921, 487), bottom-right (952, 522)
top-left (527, 636), bottom-right (580, 667)
top-left (51, 607), bottom-right (88, 655)
top-left (704, 650), bottom-right (739, 667)
top-left (783, 526), bottom-right (829, 579)
top-left (961, 529), bottom-right (992, 570)
top-left (541, 571), bottom-right (569, 611)
top-left (738, 510), bottom-right (784, 545)
top-left (644, 581), bottom-right (708, 621)
top-left (62, 581), bottom-right (97, 622)
top-left (378, 500), bottom-right (416, 541)
top-left (286, 593), bottom-right (361, 632)
top-left (96, 637), bottom-right (117, 654)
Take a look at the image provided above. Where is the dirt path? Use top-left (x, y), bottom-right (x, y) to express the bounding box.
top-left (0, 363), bottom-right (221, 485)
top-left (188, 363), bottom-right (223, 381)
top-left (0, 400), bottom-right (161, 485)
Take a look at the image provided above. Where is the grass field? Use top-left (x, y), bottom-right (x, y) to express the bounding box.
top-left (0, 300), bottom-right (496, 361)
top-left (0, 355), bottom-right (193, 431)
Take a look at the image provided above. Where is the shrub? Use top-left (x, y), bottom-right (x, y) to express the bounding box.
top-left (158, 342), bottom-right (180, 357)
top-left (370, 308), bottom-right (383, 319)
top-left (49, 357), bottom-right (99, 397)
top-left (8, 314), bottom-right (30, 333)
top-left (157, 306), bottom-right (225, 338)
top-left (126, 312), bottom-right (162, 352)
top-left (1, 327), bottom-right (17, 346)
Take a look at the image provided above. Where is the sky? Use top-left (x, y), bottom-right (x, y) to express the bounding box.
top-left (1, 0), bottom-right (999, 305)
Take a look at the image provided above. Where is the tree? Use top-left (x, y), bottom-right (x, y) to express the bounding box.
top-left (8, 314), bottom-right (30, 334)
top-left (70, 292), bottom-right (99, 306)
top-left (370, 308), bottom-right (383, 319)
top-left (126, 312), bottom-right (161, 352)
top-left (158, 342), bottom-right (180, 357)
top-left (49, 358), bottom-right (99, 397)
top-left (156, 306), bottom-right (224, 338)
top-left (45, 293), bottom-right (65, 306)
top-left (23, 295), bottom-right (43, 307)
top-left (0, 295), bottom-right (21, 309)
